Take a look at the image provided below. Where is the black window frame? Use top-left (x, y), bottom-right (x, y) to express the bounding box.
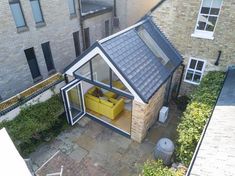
top-left (105, 20), bottom-right (110, 37)
top-left (73, 31), bottom-right (81, 57)
top-left (41, 42), bottom-right (56, 74)
top-left (24, 47), bottom-right (42, 82)
top-left (83, 27), bottom-right (90, 50)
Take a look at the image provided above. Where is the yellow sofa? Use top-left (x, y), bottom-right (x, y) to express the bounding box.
top-left (85, 87), bottom-right (124, 120)
top-left (103, 81), bottom-right (126, 98)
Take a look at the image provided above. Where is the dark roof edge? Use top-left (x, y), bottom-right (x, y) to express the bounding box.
top-left (63, 42), bottom-right (99, 73)
top-left (98, 42), bottom-right (148, 103)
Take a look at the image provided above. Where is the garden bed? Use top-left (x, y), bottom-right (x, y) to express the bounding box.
top-left (0, 95), bottom-right (68, 157)
top-left (0, 73), bottom-right (63, 112)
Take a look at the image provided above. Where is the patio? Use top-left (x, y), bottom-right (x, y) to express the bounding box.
top-left (31, 101), bottom-right (181, 176)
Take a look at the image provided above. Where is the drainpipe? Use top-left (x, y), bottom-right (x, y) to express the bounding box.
top-left (176, 64), bottom-right (185, 97)
top-left (114, 0), bottom-right (117, 17)
top-left (214, 50), bottom-right (222, 66)
top-left (77, 0), bottom-right (86, 51)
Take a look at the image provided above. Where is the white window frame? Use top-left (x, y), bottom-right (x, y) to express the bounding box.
top-left (191, 0), bottom-right (223, 40)
top-left (184, 57), bottom-right (206, 85)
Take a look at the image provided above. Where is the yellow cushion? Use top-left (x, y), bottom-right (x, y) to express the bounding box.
top-left (86, 94), bottom-right (99, 102)
top-left (104, 91), bottom-right (116, 98)
top-left (100, 99), bottom-right (113, 108)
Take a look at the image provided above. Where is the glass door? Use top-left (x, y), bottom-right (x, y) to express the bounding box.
top-left (61, 79), bottom-right (86, 125)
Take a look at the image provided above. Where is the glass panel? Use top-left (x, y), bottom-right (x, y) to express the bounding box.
top-left (189, 59), bottom-right (197, 69)
top-left (112, 71), bottom-right (129, 93)
top-left (211, 0), bottom-right (222, 8)
top-left (197, 15), bottom-right (208, 30)
top-left (30, 0), bottom-right (43, 23)
top-left (92, 55), bottom-right (110, 84)
top-left (186, 70), bottom-right (194, 81)
top-left (211, 0), bottom-right (222, 15)
top-left (202, 0), bottom-right (212, 7)
top-left (68, 85), bottom-right (82, 118)
top-left (137, 26), bottom-right (170, 66)
top-left (201, 7), bottom-right (210, 14)
top-left (193, 72), bottom-right (202, 83)
top-left (196, 61), bottom-right (204, 71)
top-left (68, 0), bottom-right (76, 15)
top-left (76, 61), bottom-right (91, 79)
top-left (206, 16), bottom-right (217, 31)
top-left (10, 3), bottom-right (25, 27)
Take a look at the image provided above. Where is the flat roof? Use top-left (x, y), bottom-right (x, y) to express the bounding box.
top-left (188, 68), bottom-right (235, 176)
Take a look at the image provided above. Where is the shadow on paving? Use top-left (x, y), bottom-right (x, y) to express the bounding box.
top-left (33, 101), bottom-right (182, 176)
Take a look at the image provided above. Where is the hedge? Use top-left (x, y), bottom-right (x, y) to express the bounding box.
top-left (176, 71), bottom-right (225, 165)
top-left (0, 95), bottom-right (67, 156)
top-left (141, 160), bottom-right (184, 176)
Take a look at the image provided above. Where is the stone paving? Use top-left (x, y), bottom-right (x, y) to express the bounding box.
top-left (31, 102), bottom-right (181, 176)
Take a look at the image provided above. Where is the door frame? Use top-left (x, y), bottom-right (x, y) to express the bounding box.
top-left (61, 79), bottom-right (86, 125)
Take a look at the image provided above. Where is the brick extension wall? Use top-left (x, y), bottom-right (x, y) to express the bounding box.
top-left (131, 82), bottom-right (166, 142)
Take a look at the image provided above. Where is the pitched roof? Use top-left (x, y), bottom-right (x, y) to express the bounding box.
top-left (99, 18), bottom-right (182, 102)
top-left (66, 17), bottom-right (183, 103)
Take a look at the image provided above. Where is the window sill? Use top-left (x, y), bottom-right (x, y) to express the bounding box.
top-left (191, 33), bottom-right (214, 40)
top-left (33, 76), bottom-right (43, 83)
top-left (17, 26), bottom-right (29, 33)
top-left (184, 79), bottom-right (200, 85)
top-left (36, 22), bottom-right (46, 28)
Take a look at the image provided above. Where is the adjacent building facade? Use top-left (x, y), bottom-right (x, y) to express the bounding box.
top-left (0, 0), bottom-right (158, 101)
top-left (151, 0), bottom-right (235, 94)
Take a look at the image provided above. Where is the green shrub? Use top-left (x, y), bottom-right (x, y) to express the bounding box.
top-left (141, 160), bottom-right (184, 176)
top-left (176, 71), bottom-right (225, 165)
top-left (0, 95), bottom-right (67, 156)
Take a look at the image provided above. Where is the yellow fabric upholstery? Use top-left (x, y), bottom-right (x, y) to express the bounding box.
top-left (85, 87), bottom-right (124, 120)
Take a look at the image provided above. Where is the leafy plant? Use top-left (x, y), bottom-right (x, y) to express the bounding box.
top-left (0, 95), bottom-right (68, 156)
top-left (176, 71), bottom-right (225, 165)
top-left (141, 160), bottom-right (184, 176)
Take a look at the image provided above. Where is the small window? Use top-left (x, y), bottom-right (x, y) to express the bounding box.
top-left (192, 0), bottom-right (223, 39)
top-left (73, 31), bottom-right (81, 57)
top-left (9, 0), bottom-right (27, 28)
top-left (105, 20), bottom-right (110, 37)
top-left (41, 42), bottom-right (55, 73)
top-left (68, 0), bottom-right (76, 16)
top-left (24, 47), bottom-right (42, 81)
top-left (84, 28), bottom-right (90, 50)
top-left (184, 58), bottom-right (206, 85)
top-left (30, 0), bottom-right (44, 24)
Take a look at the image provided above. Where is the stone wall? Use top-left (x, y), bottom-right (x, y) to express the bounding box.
top-left (151, 0), bottom-right (235, 94)
top-left (0, 0), bottom-right (112, 101)
top-left (131, 82), bottom-right (166, 142)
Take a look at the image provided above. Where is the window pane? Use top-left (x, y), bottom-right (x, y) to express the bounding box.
top-left (10, 3), bottom-right (26, 27)
top-left (197, 15), bottom-right (208, 30)
top-left (202, 0), bottom-right (212, 7)
top-left (210, 8), bottom-right (220, 15)
top-left (196, 61), bottom-right (204, 71)
top-left (92, 55), bottom-right (110, 84)
top-left (76, 61), bottom-right (91, 79)
top-left (189, 59), bottom-right (197, 69)
top-left (193, 72), bottom-right (202, 83)
top-left (68, 0), bottom-right (76, 15)
top-left (206, 16), bottom-right (217, 31)
top-left (30, 0), bottom-right (43, 23)
top-left (211, 0), bottom-right (222, 8)
top-left (41, 42), bottom-right (55, 72)
top-left (186, 70), bottom-right (194, 81)
top-left (201, 7), bottom-right (210, 14)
